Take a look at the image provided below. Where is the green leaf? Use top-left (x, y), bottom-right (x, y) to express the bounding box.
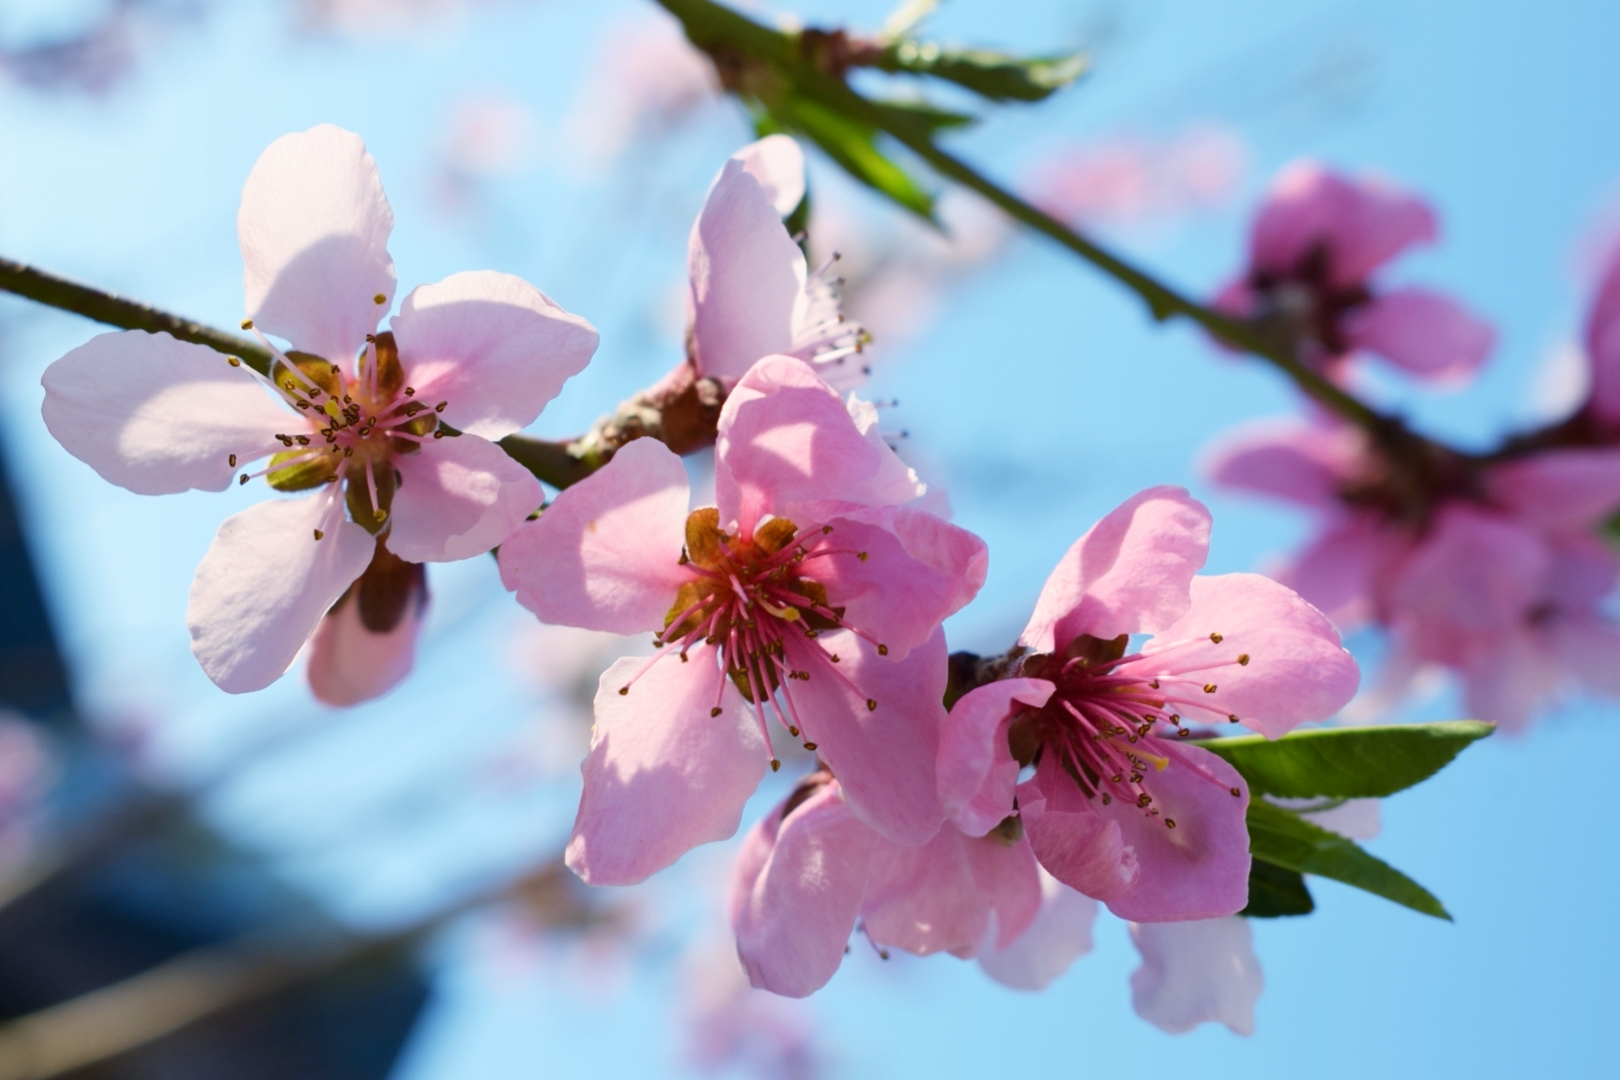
top-left (1246, 801), bottom-right (1451, 920)
top-left (1197, 721), bottom-right (1494, 799)
top-left (1241, 859), bottom-right (1315, 918)
top-left (882, 42), bottom-right (1089, 103)
top-left (773, 94), bottom-right (937, 221)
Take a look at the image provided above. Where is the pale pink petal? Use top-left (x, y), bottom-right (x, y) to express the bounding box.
top-left (1342, 287), bottom-right (1494, 385)
top-left (688, 161), bottom-right (804, 381)
top-left (1251, 162), bottom-right (1435, 286)
top-left (305, 585), bottom-right (425, 707)
top-left (779, 629), bottom-right (947, 846)
top-left (41, 332), bottom-right (292, 495)
top-left (939, 679), bottom-right (1054, 838)
top-left (1098, 743), bottom-right (1252, 923)
top-left (977, 870), bottom-right (1098, 991)
top-left (1487, 449), bottom-right (1620, 537)
top-left (1019, 768), bottom-right (1138, 903)
top-left (732, 134), bottom-right (806, 216)
top-left (187, 494), bottom-right (374, 694)
top-left (567, 647), bottom-right (763, 885)
top-left (1457, 637), bottom-right (1556, 734)
top-left (239, 125), bottom-right (395, 364)
top-left (1279, 515), bottom-right (1397, 629)
top-left (803, 501), bottom-right (988, 622)
top-left (498, 436), bottom-right (693, 634)
top-left (733, 783), bottom-right (880, 997)
top-left (1020, 486), bottom-right (1211, 653)
top-left (1124, 572), bottom-right (1359, 738)
top-left (1558, 620), bottom-right (1620, 700)
top-left (1584, 245), bottom-right (1620, 421)
top-left (1202, 419), bottom-right (1362, 509)
top-left (390, 270), bottom-right (598, 440)
top-left (861, 824), bottom-right (1041, 959)
top-left (1129, 917), bottom-right (1263, 1035)
top-left (385, 434), bottom-right (542, 563)
top-left (716, 357), bottom-right (921, 532)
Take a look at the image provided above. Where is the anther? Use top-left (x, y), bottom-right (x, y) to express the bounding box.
top-left (1150, 679), bottom-right (1160, 689)
top-left (1228, 714), bottom-right (1240, 723)
top-left (788, 726), bottom-right (800, 736)
top-left (830, 654), bottom-right (840, 663)
top-left (618, 686), bottom-right (629, 696)
top-left (1136, 793), bottom-right (1152, 808)
top-left (1165, 819), bottom-right (1177, 829)
top-left (240, 319), bottom-right (254, 330)
top-left (877, 644), bottom-right (889, 656)
top-left (404, 387), bottom-right (415, 396)
top-left (228, 454), bottom-right (237, 467)
top-left (374, 293), bottom-right (387, 304)
top-left (1203, 683), bottom-right (1218, 694)
top-left (435, 402), bottom-right (447, 412)
top-left (227, 357), bottom-right (241, 367)
top-left (238, 475), bottom-right (249, 486)
top-left (821, 525), bottom-right (833, 534)
top-left (1237, 653), bottom-right (1250, 666)
top-left (770, 759), bottom-right (781, 772)
top-left (803, 742), bottom-right (818, 751)
top-left (433, 431), bottom-right (445, 439)
top-left (1209, 632), bottom-right (1224, 643)
top-left (312, 529), bottom-right (324, 541)
top-left (1229, 787), bottom-right (1242, 797)
top-left (857, 551), bottom-right (869, 562)
top-left (710, 707), bottom-right (722, 717)
top-left (866, 699), bottom-right (877, 712)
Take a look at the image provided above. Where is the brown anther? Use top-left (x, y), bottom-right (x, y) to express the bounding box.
top-left (1229, 786), bottom-right (1242, 797)
top-left (1209, 632), bottom-right (1224, 643)
top-left (1165, 819), bottom-right (1177, 829)
top-left (404, 387), bottom-right (415, 396)
top-left (1136, 793), bottom-right (1153, 808)
top-left (788, 726), bottom-right (800, 736)
top-left (618, 686), bottom-right (629, 696)
top-left (877, 644), bottom-right (889, 656)
top-left (803, 742), bottom-right (818, 751)
top-left (435, 402), bottom-right (447, 412)
top-left (296, 435), bottom-right (310, 445)
top-left (228, 454), bottom-right (237, 467)
top-left (1237, 653), bottom-right (1251, 666)
top-left (313, 528), bottom-right (324, 540)
top-left (857, 551), bottom-right (869, 562)
top-left (770, 759), bottom-right (781, 772)
top-left (1203, 683), bottom-right (1218, 694)
top-left (239, 475), bottom-right (249, 486)
top-left (227, 356), bottom-right (241, 367)
top-left (1228, 714), bottom-right (1240, 723)
top-left (1101, 793), bottom-right (1112, 805)
top-left (240, 318), bottom-right (254, 330)
top-left (866, 699), bottom-right (877, 712)
top-left (433, 431), bottom-right (445, 439)
top-left (821, 525), bottom-right (833, 534)
top-left (679, 653), bottom-right (689, 663)
top-left (1150, 679), bottom-right (1160, 689)
top-left (710, 706), bottom-right (723, 717)
top-left (374, 293), bottom-right (386, 304)
top-left (1178, 728), bottom-right (1191, 737)
top-left (830, 654), bottom-right (840, 663)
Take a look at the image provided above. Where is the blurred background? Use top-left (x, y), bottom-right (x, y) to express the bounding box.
top-left (0, 0), bottom-right (1617, 1076)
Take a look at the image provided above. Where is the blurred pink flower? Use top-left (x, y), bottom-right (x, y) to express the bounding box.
top-left (40, 124), bottom-right (597, 698)
top-left (1215, 161), bottom-right (1494, 387)
top-left (0, 714), bottom-right (50, 864)
top-left (1028, 123), bottom-right (1247, 230)
top-left (682, 934), bottom-right (820, 1077)
top-left (1129, 917), bottom-right (1263, 1035)
top-left (942, 487), bottom-right (1357, 921)
top-left (1207, 417), bottom-right (1620, 729)
top-left (499, 356), bottom-right (987, 885)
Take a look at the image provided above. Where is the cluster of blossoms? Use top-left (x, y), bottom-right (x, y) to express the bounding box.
top-left (1205, 163), bottom-right (1620, 729)
top-left (39, 124), bottom-right (1375, 1034)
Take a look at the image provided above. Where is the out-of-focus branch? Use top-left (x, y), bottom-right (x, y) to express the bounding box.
top-left (0, 257), bottom-right (274, 376)
top-left (0, 859), bottom-right (600, 1080)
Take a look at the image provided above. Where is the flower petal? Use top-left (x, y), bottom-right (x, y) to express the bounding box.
top-left (731, 134), bottom-right (806, 217)
top-left (1202, 419), bottom-right (1361, 509)
top-left (1278, 515), bottom-right (1398, 630)
top-left (305, 577), bottom-right (425, 707)
top-left (239, 125), bottom-right (395, 364)
top-left (567, 646), bottom-right (763, 885)
top-left (1099, 742), bottom-right (1252, 923)
top-left (1020, 486), bottom-right (1211, 653)
top-left (732, 782), bottom-right (880, 997)
top-left (498, 436), bottom-right (693, 634)
top-left (187, 493), bottom-right (374, 693)
top-left (390, 270), bottom-right (598, 440)
top-left (1125, 572), bottom-right (1359, 738)
top-left (41, 332), bottom-right (292, 495)
top-left (1585, 244), bottom-right (1620, 422)
top-left (800, 500), bottom-right (988, 624)
top-left (780, 628), bottom-right (948, 846)
top-left (861, 823), bottom-right (1041, 959)
top-left (716, 357), bottom-right (922, 533)
top-left (386, 433), bottom-right (542, 563)
top-left (1251, 161), bottom-right (1435, 287)
top-left (1343, 287), bottom-right (1495, 384)
top-left (1129, 917), bottom-right (1263, 1035)
top-left (1019, 762), bottom-right (1139, 903)
top-left (1486, 448), bottom-right (1620, 538)
top-left (939, 679), bottom-right (1054, 837)
top-left (688, 161), bottom-right (805, 382)
top-left (977, 869), bottom-right (1098, 991)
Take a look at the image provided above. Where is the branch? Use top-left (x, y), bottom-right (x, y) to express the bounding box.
top-left (0, 258), bottom-right (274, 376)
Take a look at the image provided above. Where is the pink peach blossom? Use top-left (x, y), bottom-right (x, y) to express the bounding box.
top-left (41, 125), bottom-right (597, 698)
top-left (941, 488), bottom-right (1358, 921)
top-left (499, 356), bottom-right (987, 886)
top-left (1129, 916), bottom-right (1263, 1035)
top-left (1215, 161), bottom-right (1494, 386)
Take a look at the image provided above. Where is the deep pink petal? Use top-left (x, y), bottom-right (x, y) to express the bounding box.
top-left (1020, 486), bottom-right (1211, 653)
top-left (732, 783), bottom-right (879, 997)
top-left (716, 357), bottom-right (922, 533)
top-left (1486, 448), bottom-right (1620, 537)
top-left (1099, 742), bottom-right (1252, 922)
top-left (306, 584), bottom-right (425, 707)
top-left (386, 433), bottom-right (541, 562)
top-left (1251, 161), bottom-right (1435, 287)
top-left (977, 870), bottom-right (1098, 991)
top-left (390, 270), bottom-right (598, 440)
top-left (800, 501), bottom-right (988, 623)
top-left (1343, 287), bottom-right (1495, 384)
top-left (779, 628), bottom-right (947, 846)
top-left (688, 161), bottom-right (804, 382)
top-left (41, 332), bottom-right (291, 495)
top-left (187, 493), bottom-right (374, 694)
top-left (567, 646), bottom-right (764, 885)
top-left (1018, 771), bottom-right (1138, 902)
top-left (861, 824), bottom-right (1041, 959)
top-left (1202, 419), bottom-right (1362, 509)
top-left (498, 436), bottom-right (693, 634)
top-left (939, 679), bottom-right (1054, 837)
top-left (732, 134), bottom-right (806, 216)
top-left (239, 125), bottom-right (395, 365)
top-left (1129, 917), bottom-right (1263, 1035)
top-left (1584, 244), bottom-right (1620, 421)
top-left (1124, 572), bottom-right (1359, 738)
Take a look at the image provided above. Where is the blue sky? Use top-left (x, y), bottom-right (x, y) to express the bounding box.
top-left (2, 0), bottom-right (1617, 1077)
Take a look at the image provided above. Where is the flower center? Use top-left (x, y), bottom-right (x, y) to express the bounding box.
top-left (621, 509), bottom-right (888, 772)
top-left (1249, 241), bottom-right (1372, 359)
top-left (1010, 632), bottom-right (1248, 828)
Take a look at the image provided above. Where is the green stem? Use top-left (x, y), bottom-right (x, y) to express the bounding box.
top-left (0, 257), bottom-right (274, 377)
